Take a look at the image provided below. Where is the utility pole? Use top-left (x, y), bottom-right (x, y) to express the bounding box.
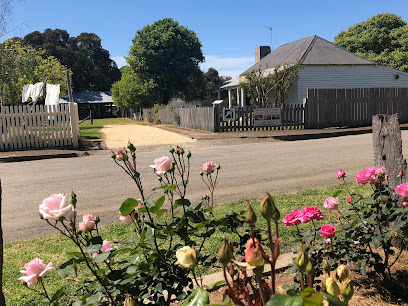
top-left (265, 26), bottom-right (273, 50)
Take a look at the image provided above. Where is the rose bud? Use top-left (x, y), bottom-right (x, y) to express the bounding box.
top-left (175, 246), bottom-right (197, 270)
top-left (186, 151), bottom-right (191, 159)
top-left (127, 142), bottom-right (136, 152)
top-left (245, 238), bottom-right (265, 267)
top-left (218, 237), bottom-right (232, 267)
top-left (110, 151), bottom-right (116, 159)
top-left (69, 191), bottom-right (77, 206)
top-left (246, 203), bottom-right (257, 224)
top-left (296, 251), bottom-right (309, 273)
top-left (336, 169), bottom-right (345, 179)
top-left (340, 278), bottom-right (354, 304)
top-left (306, 259), bottom-right (316, 279)
top-left (398, 170), bottom-right (403, 178)
top-left (216, 164), bottom-right (221, 170)
top-left (200, 170), bottom-right (204, 176)
top-left (323, 259), bottom-right (331, 275)
top-left (180, 148), bottom-right (185, 155)
top-left (336, 265), bottom-right (349, 281)
top-left (169, 146), bottom-right (175, 153)
top-left (325, 277), bottom-right (340, 297)
top-left (259, 193), bottom-right (280, 222)
top-left (346, 197), bottom-right (352, 204)
top-left (123, 295), bottom-right (135, 306)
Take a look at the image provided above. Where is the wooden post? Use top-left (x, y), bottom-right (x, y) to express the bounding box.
top-left (373, 114), bottom-right (407, 188)
top-left (66, 70), bottom-right (73, 103)
top-left (0, 180), bottom-right (5, 306)
top-left (373, 114), bottom-right (407, 248)
top-left (70, 103), bottom-right (80, 148)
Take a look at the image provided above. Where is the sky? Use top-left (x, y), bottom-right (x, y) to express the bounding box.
top-left (2, 0), bottom-right (408, 78)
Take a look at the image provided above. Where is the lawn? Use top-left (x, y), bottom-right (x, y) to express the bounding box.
top-left (4, 182), bottom-right (371, 305)
top-left (79, 118), bottom-right (145, 140)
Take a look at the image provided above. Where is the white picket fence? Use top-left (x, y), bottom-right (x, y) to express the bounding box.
top-left (0, 103), bottom-right (80, 150)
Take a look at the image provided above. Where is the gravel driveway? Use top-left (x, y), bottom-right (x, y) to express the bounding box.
top-left (100, 124), bottom-right (197, 149)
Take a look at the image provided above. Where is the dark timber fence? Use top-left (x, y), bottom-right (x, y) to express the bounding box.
top-left (304, 88), bottom-right (408, 129)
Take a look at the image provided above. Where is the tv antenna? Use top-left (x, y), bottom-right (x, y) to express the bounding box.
top-left (265, 26), bottom-right (273, 50)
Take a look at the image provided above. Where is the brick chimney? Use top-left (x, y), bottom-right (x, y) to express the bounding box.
top-left (255, 46), bottom-right (271, 63)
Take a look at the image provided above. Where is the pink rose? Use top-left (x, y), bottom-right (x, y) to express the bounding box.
top-left (345, 197), bottom-right (352, 204)
top-left (336, 169), bottom-right (345, 179)
top-left (203, 161), bottom-right (217, 174)
top-left (324, 197), bottom-right (339, 213)
top-left (79, 214), bottom-right (95, 232)
top-left (355, 168), bottom-right (377, 184)
top-left (282, 209), bottom-right (302, 226)
top-left (39, 194), bottom-right (74, 221)
top-left (18, 258), bottom-right (53, 289)
top-left (402, 198), bottom-right (408, 207)
top-left (115, 148), bottom-right (127, 161)
top-left (92, 240), bottom-right (113, 260)
top-left (299, 206), bottom-right (324, 223)
top-left (395, 182), bottom-right (408, 197)
top-left (150, 156), bottom-right (172, 175)
top-left (398, 170), bottom-right (403, 178)
top-left (375, 166), bottom-right (386, 178)
top-left (320, 224), bottom-right (336, 239)
top-left (245, 238), bottom-right (265, 267)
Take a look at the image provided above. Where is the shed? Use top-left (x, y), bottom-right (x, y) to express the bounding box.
top-left (59, 91), bottom-right (114, 119)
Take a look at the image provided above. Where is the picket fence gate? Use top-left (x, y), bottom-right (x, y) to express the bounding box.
top-left (0, 103), bottom-right (80, 150)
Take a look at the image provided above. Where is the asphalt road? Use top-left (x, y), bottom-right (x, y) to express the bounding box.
top-left (3, 132), bottom-right (408, 242)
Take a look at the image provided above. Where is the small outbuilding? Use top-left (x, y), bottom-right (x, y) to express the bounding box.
top-left (220, 35), bottom-right (408, 106)
top-left (59, 91), bottom-right (114, 119)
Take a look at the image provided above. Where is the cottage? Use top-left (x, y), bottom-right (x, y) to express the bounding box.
top-left (220, 35), bottom-right (408, 106)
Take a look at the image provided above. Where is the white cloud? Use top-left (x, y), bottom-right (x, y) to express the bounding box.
top-left (112, 54), bottom-right (254, 78)
top-left (201, 55), bottom-right (253, 78)
top-left (113, 56), bottom-right (127, 68)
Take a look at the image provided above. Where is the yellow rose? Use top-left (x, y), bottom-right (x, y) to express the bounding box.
top-left (175, 246), bottom-right (197, 269)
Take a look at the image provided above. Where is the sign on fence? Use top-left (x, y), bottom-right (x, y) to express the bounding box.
top-left (253, 108), bottom-right (281, 127)
top-left (222, 108), bottom-right (235, 121)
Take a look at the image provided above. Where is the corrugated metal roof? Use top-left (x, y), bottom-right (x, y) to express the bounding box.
top-left (59, 91), bottom-right (113, 104)
top-left (302, 36), bottom-right (374, 65)
top-left (221, 35), bottom-right (375, 89)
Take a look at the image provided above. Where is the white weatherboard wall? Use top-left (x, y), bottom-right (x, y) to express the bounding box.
top-left (293, 65), bottom-right (408, 104)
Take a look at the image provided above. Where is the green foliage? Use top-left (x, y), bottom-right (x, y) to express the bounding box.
top-left (20, 29), bottom-right (121, 91)
top-left (334, 13), bottom-right (408, 72)
top-left (0, 39), bottom-right (68, 105)
top-left (127, 18), bottom-right (204, 104)
top-left (239, 62), bottom-right (300, 108)
top-left (111, 66), bottom-right (157, 108)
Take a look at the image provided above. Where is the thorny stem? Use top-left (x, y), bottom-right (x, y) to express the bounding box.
top-left (267, 221), bottom-right (276, 294)
top-left (255, 271), bottom-right (266, 306)
top-left (39, 279), bottom-right (51, 302)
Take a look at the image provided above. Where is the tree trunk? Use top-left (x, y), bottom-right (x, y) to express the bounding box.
top-left (373, 114), bottom-right (407, 248)
top-left (0, 180), bottom-right (5, 306)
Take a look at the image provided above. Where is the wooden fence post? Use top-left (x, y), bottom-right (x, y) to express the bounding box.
top-left (373, 114), bottom-right (407, 187)
top-left (0, 180), bottom-right (5, 306)
top-left (70, 103), bottom-right (80, 148)
top-left (373, 114), bottom-right (407, 248)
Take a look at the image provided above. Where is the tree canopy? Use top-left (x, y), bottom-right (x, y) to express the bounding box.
top-left (111, 66), bottom-right (157, 108)
top-left (127, 18), bottom-right (204, 105)
top-left (19, 29), bottom-right (121, 91)
top-left (0, 39), bottom-right (69, 105)
top-left (334, 13), bottom-right (408, 72)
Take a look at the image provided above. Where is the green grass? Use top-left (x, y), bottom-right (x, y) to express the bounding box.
top-left (79, 118), bottom-right (145, 140)
top-left (4, 183), bottom-right (371, 305)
